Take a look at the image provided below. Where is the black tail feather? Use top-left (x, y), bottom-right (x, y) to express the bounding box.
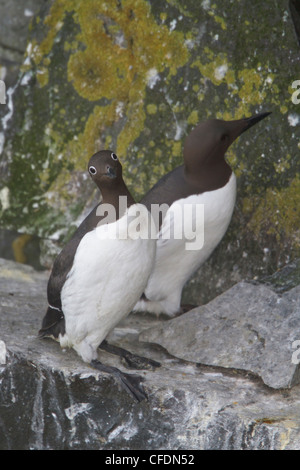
top-left (38, 306), bottom-right (65, 339)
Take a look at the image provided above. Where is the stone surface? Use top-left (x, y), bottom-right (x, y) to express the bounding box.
top-left (1, 258), bottom-right (300, 449)
top-left (0, 0), bottom-right (45, 88)
top-left (259, 257), bottom-right (300, 294)
top-left (0, 0), bottom-right (299, 306)
top-left (140, 281), bottom-right (300, 389)
top-left (0, 1), bottom-right (299, 450)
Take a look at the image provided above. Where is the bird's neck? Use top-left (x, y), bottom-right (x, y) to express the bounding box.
top-left (184, 159), bottom-right (232, 192)
top-left (101, 180), bottom-right (135, 218)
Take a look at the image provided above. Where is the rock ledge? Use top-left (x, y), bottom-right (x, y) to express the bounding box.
top-left (1, 258), bottom-right (300, 450)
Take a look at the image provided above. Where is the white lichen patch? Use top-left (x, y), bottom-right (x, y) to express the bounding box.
top-left (214, 63), bottom-right (228, 81)
top-left (170, 19), bottom-right (177, 31)
top-left (146, 68), bottom-right (160, 89)
top-left (64, 403), bottom-right (93, 420)
top-left (288, 113), bottom-right (300, 127)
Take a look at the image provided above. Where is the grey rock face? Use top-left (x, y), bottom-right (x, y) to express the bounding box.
top-left (0, 0), bottom-right (45, 88)
top-left (1, 258), bottom-right (300, 449)
top-left (140, 282), bottom-right (300, 389)
top-left (0, 0), bottom-right (299, 297)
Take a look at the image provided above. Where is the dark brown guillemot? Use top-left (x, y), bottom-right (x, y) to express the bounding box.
top-left (39, 150), bottom-right (157, 401)
top-left (133, 112), bottom-right (271, 317)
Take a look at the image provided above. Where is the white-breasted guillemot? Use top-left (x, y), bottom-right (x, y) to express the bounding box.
top-left (133, 112), bottom-right (271, 317)
top-left (39, 150), bottom-right (157, 401)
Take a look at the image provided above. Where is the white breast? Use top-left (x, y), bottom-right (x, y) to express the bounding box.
top-left (60, 204), bottom-right (156, 362)
top-left (134, 173), bottom-right (237, 316)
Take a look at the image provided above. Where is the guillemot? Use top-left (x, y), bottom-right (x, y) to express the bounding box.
top-left (39, 150), bottom-right (156, 401)
top-left (133, 112), bottom-right (271, 317)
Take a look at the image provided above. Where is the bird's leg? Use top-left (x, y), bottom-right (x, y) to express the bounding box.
top-left (99, 340), bottom-right (161, 370)
top-left (90, 359), bottom-right (147, 402)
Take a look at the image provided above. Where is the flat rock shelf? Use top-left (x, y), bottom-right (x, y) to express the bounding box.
top-left (1, 258), bottom-right (300, 450)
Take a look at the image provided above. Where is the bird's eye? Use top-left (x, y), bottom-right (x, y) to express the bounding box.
top-left (111, 152), bottom-right (118, 161)
top-left (89, 166), bottom-right (97, 175)
top-left (221, 134), bottom-right (229, 141)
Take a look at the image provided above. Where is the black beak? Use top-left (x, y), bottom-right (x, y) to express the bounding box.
top-left (106, 166), bottom-right (117, 178)
top-left (241, 111), bottom-right (272, 134)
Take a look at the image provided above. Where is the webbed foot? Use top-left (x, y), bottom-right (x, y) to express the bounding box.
top-left (91, 359), bottom-right (147, 402)
top-left (99, 340), bottom-right (161, 370)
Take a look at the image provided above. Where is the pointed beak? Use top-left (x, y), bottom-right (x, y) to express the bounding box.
top-left (240, 111), bottom-right (272, 134)
top-left (105, 166), bottom-right (117, 178)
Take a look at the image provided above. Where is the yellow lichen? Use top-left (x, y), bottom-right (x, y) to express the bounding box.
top-left (36, 67), bottom-right (49, 87)
top-left (192, 53), bottom-right (234, 89)
top-left (243, 175), bottom-right (300, 246)
top-left (147, 104), bottom-right (158, 115)
top-left (237, 68), bottom-right (266, 107)
top-left (155, 147), bottom-right (162, 158)
top-left (172, 141), bottom-right (182, 158)
top-left (274, 154), bottom-right (291, 174)
top-left (187, 110), bottom-right (199, 125)
top-left (213, 15), bottom-right (227, 30)
top-left (191, 47), bottom-right (287, 122)
top-left (31, 0), bottom-right (189, 192)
